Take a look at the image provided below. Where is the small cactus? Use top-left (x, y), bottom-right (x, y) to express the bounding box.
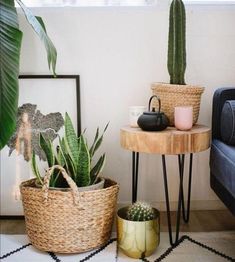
top-left (168, 0), bottom-right (186, 85)
top-left (127, 202), bottom-right (155, 221)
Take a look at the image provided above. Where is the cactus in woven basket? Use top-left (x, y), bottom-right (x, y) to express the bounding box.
top-left (126, 202), bottom-right (155, 222)
top-left (168, 0), bottom-right (186, 85)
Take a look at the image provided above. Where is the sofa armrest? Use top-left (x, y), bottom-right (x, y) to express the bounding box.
top-left (212, 88), bottom-right (235, 139)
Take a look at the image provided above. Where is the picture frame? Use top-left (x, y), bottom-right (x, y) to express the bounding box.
top-left (19, 75), bottom-right (81, 134)
top-left (0, 75), bottom-right (81, 217)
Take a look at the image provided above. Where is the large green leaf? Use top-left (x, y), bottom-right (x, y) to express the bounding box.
top-left (0, 0), bottom-right (57, 150)
top-left (16, 0), bottom-right (57, 75)
top-left (0, 0), bottom-right (22, 149)
top-left (76, 135), bottom-right (90, 187)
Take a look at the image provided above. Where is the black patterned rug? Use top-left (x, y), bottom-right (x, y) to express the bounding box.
top-left (1, 232), bottom-right (235, 261)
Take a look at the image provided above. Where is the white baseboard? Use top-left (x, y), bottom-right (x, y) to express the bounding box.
top-left (117, 200), bottom-right (226, 211)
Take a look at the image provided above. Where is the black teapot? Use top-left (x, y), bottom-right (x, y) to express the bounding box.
top-left (137, 95), bottom-right (169, 131)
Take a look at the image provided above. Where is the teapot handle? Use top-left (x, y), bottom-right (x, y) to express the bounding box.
top-left (148, 95), bottom-right (161, 113)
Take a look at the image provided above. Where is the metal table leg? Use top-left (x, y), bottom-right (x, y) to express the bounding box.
top-left (162, 154), bottom-right (193, 245)
top-left (179, 153), bottom-right (193, 223)
top-left (132, 152), bottom-right (139, 203)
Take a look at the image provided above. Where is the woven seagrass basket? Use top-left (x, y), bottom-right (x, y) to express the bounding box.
top-left (20, 166), bottom-right (119, 254)
top-left (152, 83), bottom-right (204, 126)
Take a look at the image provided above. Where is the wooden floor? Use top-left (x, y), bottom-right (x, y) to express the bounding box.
top-left (1, 210), bottom-right (235, 234)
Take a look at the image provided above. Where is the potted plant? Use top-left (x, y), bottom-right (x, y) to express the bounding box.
top-left (151, 0), bottom-right (204, 126)
top-left (117, 202), bottom-right (160, 259)
top-left (0, 0), bottom-right (57, 149)
top-left (20, 113), bottom-right (119, 253)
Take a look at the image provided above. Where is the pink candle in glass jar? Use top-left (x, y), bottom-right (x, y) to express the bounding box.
top-left (174, 106), bottom-right (193, 131)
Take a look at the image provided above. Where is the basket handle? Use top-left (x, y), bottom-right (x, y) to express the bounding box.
top-left (42, 165), bottom-right (80, 206)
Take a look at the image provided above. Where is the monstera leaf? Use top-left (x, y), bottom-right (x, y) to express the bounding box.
top-left (0, 0), bottom-right (57, 150)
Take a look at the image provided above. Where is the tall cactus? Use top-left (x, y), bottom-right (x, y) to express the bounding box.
top-left (168, 0), bottom-right (186, 85)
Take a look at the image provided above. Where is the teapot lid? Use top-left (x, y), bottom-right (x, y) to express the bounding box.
top-left (143, 107), bottom-right (163, 115)
top-left (143, 111), bottom-right (164, 115)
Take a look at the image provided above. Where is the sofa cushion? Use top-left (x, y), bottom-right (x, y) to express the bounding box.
top-left (210, 139), bottom-right (235, 197)
top-left (221, 100), bottom-right (235, 145)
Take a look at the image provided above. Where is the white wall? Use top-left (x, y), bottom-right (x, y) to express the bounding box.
top-left (6, 4), bottom-right (235, 213)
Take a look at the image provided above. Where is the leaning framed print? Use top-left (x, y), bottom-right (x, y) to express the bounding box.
top-left (0, 75), bottom-right (81, 216)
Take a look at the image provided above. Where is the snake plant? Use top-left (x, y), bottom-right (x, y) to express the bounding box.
top-left (32, 113), bottom-right (108, 188)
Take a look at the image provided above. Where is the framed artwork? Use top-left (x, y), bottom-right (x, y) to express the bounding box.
top-left (0, 75), bottom-right (81, 216)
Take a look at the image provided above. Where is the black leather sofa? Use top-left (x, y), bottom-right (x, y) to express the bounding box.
top-left (210, 88), bottom-right (235, 216)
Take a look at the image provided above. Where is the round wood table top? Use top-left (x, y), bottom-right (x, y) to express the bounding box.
top-left (120, 124), bottom-right (211, 155)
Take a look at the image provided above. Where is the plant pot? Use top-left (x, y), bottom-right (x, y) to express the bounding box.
top-left (117, 206), bottom-right (160, 259)
top-left (20, 166), bottom-right (119, 253)
top-left (151, 83), bottom-right (204, 126)
top-left (35, 177), bottom-right (105, 192)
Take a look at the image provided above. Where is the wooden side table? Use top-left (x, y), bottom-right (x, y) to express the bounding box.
top-left (120, 124), bottom-right (211, 245)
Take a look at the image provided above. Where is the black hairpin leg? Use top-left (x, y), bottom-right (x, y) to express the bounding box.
top-left (162, 154), bottom-right (193, 246)
top-left (179, 153), bottom-right (193, 223)
top-left (132, 152), bottom-right (139, 203)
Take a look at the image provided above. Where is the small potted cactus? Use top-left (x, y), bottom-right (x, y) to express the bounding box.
top-left (117, 202), bottom-right (160, 259)
top-left (152, 0), bottom-right (204, 126)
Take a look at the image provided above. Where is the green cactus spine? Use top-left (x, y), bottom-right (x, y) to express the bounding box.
top-left (168, 0), bottom-right (186, 85)
top-left (127, 202), bottom-right (155, 222)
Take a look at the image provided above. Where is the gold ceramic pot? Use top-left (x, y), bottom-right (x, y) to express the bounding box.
top-left (117, 207), bottom-right (160, 259)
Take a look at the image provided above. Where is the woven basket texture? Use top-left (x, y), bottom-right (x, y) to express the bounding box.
top-left (151, 83), bottom-right (204, 126)
top-left (20, 172), bottom-right (119, 254)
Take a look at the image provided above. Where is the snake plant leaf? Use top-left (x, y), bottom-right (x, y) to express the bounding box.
top-left (31, 151), bottom-right (43, 185)
top-left (0, 0), bottom-right (23, 150)
top-left (89, 127), bottom-right (99, 157)
top-left (59, 137), bottom-right (67, 154)
top-left (77, 135), bottom-right (90, 187)
top-left (16, 0), bottom-right (57, 75)
top-left (57, 137), bottom-right (72, 172)
top-left (39, 133), bottom-right (55, 167)
top-left (64, 113), bottom-right (79, 170)
top-left (65, 153), bottom-right (76, 180)
top-left (55, 146), bottom-right (66, 167)
top-left (90, 123), bottom-right (109, 158)
top-left (59, 137), bottom-right (75, 177)
top-left (91, 154), bottom-right (106, 184)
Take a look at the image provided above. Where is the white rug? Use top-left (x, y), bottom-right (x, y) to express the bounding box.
top-left (0, 232), bottom-right (235, 261)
